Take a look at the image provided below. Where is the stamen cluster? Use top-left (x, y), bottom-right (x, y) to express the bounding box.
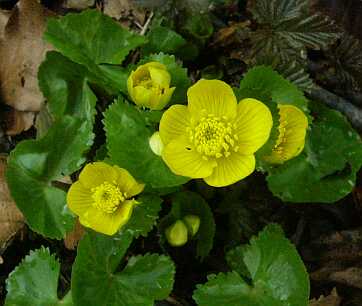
top-left (189, 114), bottom-right (239, 159)
top-left (91, 182), bottom-right (126, 214)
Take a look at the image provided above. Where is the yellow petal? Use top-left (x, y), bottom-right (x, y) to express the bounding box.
top-left (80, 200), bottom-right (135, 236)
top-left (188, 79), bottom-right (237, 120)
top-left (132, 86), bottom-right (152, 107)
top-left (148, 66), bottom-right (171, 87)
top-left (67, 181), bottom-right (93, 217)
top-left (265, 104), bottom-right (308, 164)
top-left (162, 136), bottom-right (216, 178)
top-left (159, 105), bottom-right (190, 145)
top-left (114, 166), bottom-right (145, 197)
top-left (79, 162), bottom-right (118, 189)
top-left (204, 153), bottom-right (255, 187)
top-left (149, 86), bottom-right (176, 110)
top-left (234, 98), bottom-right (273, 154)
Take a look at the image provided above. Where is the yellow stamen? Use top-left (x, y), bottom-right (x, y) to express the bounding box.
top-left (189, 115), bottom-right (239, 158)
top-left (91, 182), bottom-right (125, 214)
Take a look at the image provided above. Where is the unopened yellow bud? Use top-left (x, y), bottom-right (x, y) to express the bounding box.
top-left (183, 215), bottom-right (200, 237)
top-left (127, 62), bottom-right (176, 110)
top-left (165, 220), bottom-right (188, 247)
top-left (149, 131), bottom-right (164, 156)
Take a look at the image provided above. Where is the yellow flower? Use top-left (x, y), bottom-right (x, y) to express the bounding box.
top-left (67, 162), bottom-right (145, 235)
top-left (264, 105), bottom-right (308, 164)
top-left (127, 62), bottom-right (176, 110)
top-left (159, 79), bottom-right (273, 187)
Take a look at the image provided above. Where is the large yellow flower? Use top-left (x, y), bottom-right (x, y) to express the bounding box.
top-left (67, 162), bottom-right (144, 235)
top-left (264, 105), bottom-right (308, 164)
top-left (159, 79), bottom-right (273, 187)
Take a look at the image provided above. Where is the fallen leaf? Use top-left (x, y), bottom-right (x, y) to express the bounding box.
top-left (64, 0), bottom-right (95, 10)
top-left (0, 155), bottom-right (24, 252)
top-left (0, 9), bottom-right (11, 39)
top-left (0, 0), bottom-right (53, 112)
top-left (309, 288), bottom-right (342, 306)
top-left (4, 108), bottom-right (34, 136)
top-left (103, 0), bottom-right (145, 26)
top-left (64, 220), bottom-right (85, 250)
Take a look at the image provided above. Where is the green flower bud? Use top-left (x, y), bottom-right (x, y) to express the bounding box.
top-left (183, 215), bottom-right (200, 237)
top-left (127, 62), bottom-right (175, 110)
top-left (165, 220), bottom-right (188, 247)
top-left (149, 131), bottom-right (164, 156)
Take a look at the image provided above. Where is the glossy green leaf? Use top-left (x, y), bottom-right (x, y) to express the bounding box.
top-left (159, 191), bottom-right (215, 260)
top-left (38, 51), bottom-right (96, 122)
top-left (193, 224), bottom-right (310, 306)
top-left (267, 103), bottom-right (362, 203)
top-left (238, 65), bottom-right (308, 111)
top-left (142, 25), bottom-right (187, 55)
top-left (104, 98), bottom-right (189, 188)
top-left (5, 116), bottom-right (96, 238)
top-left (123, 194), bottom-right (163, 238)
top-left (139, 53), bottom-right (191, 105)
top-left (72, 231), bottom-right (175, 306)
top-left (45, 9), bottom-right (146, 67)
top-left (5, 247), bottom-right (72, 306)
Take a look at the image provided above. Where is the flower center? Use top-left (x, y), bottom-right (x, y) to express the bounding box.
top-left (273, 119), bottom-right (288, 156)
top-left (189, 114), bottom-right (239, 158)
top-left (91, 182), bottom-right (126, 214)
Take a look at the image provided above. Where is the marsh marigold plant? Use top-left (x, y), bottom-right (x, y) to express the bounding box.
top-left (264, 105), bottom-right (308, 164)
top-left (127, 61), bottom-right (175, 110)
top-left (159, 79), bottom-right (273, 187)
top-left (67, 162), bottom-right (144, 235)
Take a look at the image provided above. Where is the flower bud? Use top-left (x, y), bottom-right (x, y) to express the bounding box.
top-left (183, 215), bottom-right (200, 237)
top-left (149, 131), bottom-right (164, 156)
top-left (127, 62), bottom-right (176, 110)
top-left (165, 220), bottom-right (188, 247)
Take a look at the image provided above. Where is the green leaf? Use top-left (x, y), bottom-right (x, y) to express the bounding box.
top-left (159, 191), bottom-right (215, 260)
top-left (72, 231), bottom-right (175, 306)
top-left (38, 51), bottom-right (97, 122)
top-left (238, 65), bottom-right (308, 111)
top-left (123, 194), bottom-right (162, 238)
top-left (267, 102), bottom-right (362, 203)
top-left (44, 10), bottom-right (145, 95)
top-left (5, 247), bottom-right (72, 306)
top-left (193, 224), bottom-right (310, 306)
top-left (104, 98), bottom-right (189, 188)
top-left (142, 25), bottom-right (187, 55)
top-left (5, 117), bottom-right (93, 238)
top-left (45, 9), bottom-right (146, 67)
top-left (249, 0), bottom-right (339, 63)
top-left (139, 53), bottom-right (191, 105)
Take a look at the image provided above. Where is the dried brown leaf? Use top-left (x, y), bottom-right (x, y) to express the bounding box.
top-left (64, 220), bottom-right (85, 250)
top-left (309, 288), bottom-right (341, 306)
top-left (103, 0), bottom-right (145, 25)
top-left (0, 156), bottom-right (24, 252)
top-left (64, 0), bottom-right (95, 9)
top-left (4, 108), bottom-right (34, 136)
top-left (0, 0), bottom-right (54, 112)
top-left (0, 9), bottom-right (11, 39)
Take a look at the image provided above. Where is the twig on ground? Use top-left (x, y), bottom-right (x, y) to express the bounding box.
top-left (308, 86), bottom-right (362, 132)
top-left (140, 11), bottom-right (154, 36)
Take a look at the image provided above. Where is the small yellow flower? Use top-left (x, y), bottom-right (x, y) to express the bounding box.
top-left (127, 62), bottom-right (176, 110)
top-left (264, 105), bottom-right (308, 164)
top-left (159, 79), bottom-right (273, 187)
top-left (67, 162), bottom-right (145, 235)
